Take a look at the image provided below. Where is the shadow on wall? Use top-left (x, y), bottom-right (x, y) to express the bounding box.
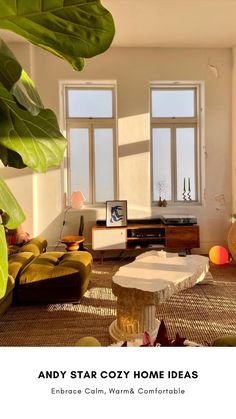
top-left (118, 140), bottom-right (149, 158)
top-left (40, 208), bottom-right (98, 250)
top-left (0, 166), bottom-right (33, 179)
top-left (0, 165), bottom-right (60, 179)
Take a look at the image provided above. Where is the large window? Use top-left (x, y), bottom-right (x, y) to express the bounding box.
top-left (151, 83), bottom-right (203, 204)
top-left (63, 83), bottom-right (117, 204)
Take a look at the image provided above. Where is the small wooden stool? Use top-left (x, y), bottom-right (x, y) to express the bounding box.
top-left (60, 235), bottom-right (85, 252)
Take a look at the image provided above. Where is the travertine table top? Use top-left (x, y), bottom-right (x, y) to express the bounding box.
top-left (112, 251), bottom-right (209, 303)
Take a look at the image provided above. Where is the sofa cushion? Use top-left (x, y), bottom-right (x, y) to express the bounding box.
top-left (19, 251), bottom-right (92, 284)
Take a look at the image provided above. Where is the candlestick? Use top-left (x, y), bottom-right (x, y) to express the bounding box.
top-left (183, 177), bottom-right (186, 192)
top-left (188, 177), bottom-right (191, 192)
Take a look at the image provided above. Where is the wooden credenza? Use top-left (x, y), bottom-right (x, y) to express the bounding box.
top-left (92, 223), bottom-right (199, 254)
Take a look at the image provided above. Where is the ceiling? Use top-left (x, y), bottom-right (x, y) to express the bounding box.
top-left (1, 0), bottom-right (236, 48)
top-left (103, 0), bottom-right (236, 48)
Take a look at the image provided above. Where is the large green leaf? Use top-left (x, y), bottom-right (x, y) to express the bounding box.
top-left (0, 177), bottom-right (24, 298)
top-left (0, 175), bottom-right (25, 229)
top-left (0, 38), bottom-right (44, 114)
top-left (0, 83), bottom-right (67, 172)
top-left (0, 38), bottom-right (21, 90)
top-left (11, 69), bottom-right (44, 115)
top-left (0, 143), bottom-right (25, 169)
top-left (0, 0), bottom-right (115, 71)
top-left (0, 224), bottom-right (8, 299)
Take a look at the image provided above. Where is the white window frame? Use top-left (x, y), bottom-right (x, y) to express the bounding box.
top-left (60, 81), bottom-right (118, 205)
top-left (150, 81), bottom-right (204, 205)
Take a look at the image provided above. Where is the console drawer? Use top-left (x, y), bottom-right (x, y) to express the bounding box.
top-left (166, 226), bottom-right (199, 248)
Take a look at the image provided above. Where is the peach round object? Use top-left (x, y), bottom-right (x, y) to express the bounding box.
top-left (209, 246), bottom-right (228, 265)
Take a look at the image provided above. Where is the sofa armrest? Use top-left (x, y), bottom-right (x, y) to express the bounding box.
top-left (8, 252), bottom-right (35, 281)
top-left (18, 236), bottom-right (47, 256)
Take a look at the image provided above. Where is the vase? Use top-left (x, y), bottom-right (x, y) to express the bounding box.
top-left (162, 199), bottom-right (167, 207)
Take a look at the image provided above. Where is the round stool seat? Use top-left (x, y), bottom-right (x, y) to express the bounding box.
top-left (60, 235), bottom-right (85, 251)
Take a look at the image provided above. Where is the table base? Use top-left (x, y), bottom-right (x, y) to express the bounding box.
top-left (109, 300), bottom-right (160, 341)
top-left (110, 252), bottom-right (209, 342)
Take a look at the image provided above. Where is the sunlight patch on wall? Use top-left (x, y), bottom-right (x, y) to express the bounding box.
top-left (118, 113), bottom-right (149, 146)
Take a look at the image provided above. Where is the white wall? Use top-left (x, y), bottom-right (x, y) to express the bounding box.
top-left (3, 45), bottom-right (232, 252)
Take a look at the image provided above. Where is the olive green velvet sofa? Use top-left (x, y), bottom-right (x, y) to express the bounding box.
top-left (0, 236), bottom-right (47, 315)
top-left (0, 236), bottom-right (92, 314)
top-left (14, 250), bottom-right (92, 304)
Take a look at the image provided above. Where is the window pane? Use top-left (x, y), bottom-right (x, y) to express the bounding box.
top-left (152, 128), bottom-right (172, 201)
top-left (176, 128), bottom-right (196, 201)
top-left (152, 89), bottom-right (195, 117)
top-left (67, 89), bottom-right (113, 118)
top-left (94, 128), bottom-right (114, 202)
top-left (69, 128), bottom-right (89, 201)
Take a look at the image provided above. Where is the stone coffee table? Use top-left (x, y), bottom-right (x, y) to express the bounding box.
top-left (109, 251), bottom-right (209, 342)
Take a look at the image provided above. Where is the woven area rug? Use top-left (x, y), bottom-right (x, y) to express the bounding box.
top-left (0, 260), bottom-right (236, 346)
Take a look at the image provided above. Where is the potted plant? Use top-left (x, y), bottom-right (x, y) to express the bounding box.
top-left (0, 1), bottom-right (115, 299)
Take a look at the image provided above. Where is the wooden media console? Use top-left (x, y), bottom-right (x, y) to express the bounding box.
top-left (92, 223), bottom-right (199, 255)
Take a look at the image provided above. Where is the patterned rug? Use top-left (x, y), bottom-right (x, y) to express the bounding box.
top-left (0, 260), bottom-right (236, 346)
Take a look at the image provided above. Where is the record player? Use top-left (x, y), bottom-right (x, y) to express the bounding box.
top-left (161, 215), bottom-right (197, 225)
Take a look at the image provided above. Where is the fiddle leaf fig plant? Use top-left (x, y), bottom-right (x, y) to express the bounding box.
top-left (0, 175), bottom-right (26, 298)
top-left (0, 0), bottom-right (115, 299)
top-left (0, 0), bottom-right (115, 71)
top-left (0, 38), bottom-right (67, 171)
top-left (0, 224), bottom-right (8, 299)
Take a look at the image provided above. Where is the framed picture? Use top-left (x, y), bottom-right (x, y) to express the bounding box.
top-left (106, 200), bottom-right (128, 227)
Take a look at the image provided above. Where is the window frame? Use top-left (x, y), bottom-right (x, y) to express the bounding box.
top-left (61, 81), bottom-right (118, 206)
top-left (65, 85), bottom-right (115, 119)
top-left (150, 82), bottom-right (203, 206)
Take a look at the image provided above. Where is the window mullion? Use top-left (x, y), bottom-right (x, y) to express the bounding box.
top-left (172, 125), bottom-right (177, 203)
top-left (112, 126), bottom-right (117, 200)
top-left (194, 124), bottom-right (199, 202)
top-left (152, 117), bottom-right (197, 124)
top-left (66, 125), bottom-right (71, 202)
top-left (90, 124), bottom-right (95, 204)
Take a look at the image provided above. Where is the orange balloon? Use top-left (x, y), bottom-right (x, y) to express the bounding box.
top-left (209, 246), bottom-right (228, 265)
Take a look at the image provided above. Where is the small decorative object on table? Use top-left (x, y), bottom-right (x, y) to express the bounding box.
top-left (182, 177), bottom-right (187, 201)
top-left (156, 180), bottom-right (168, 207)
top-left (187, 177), bottom-right (192, 201)
top-left (182, 177), bottom-right (192, 201)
